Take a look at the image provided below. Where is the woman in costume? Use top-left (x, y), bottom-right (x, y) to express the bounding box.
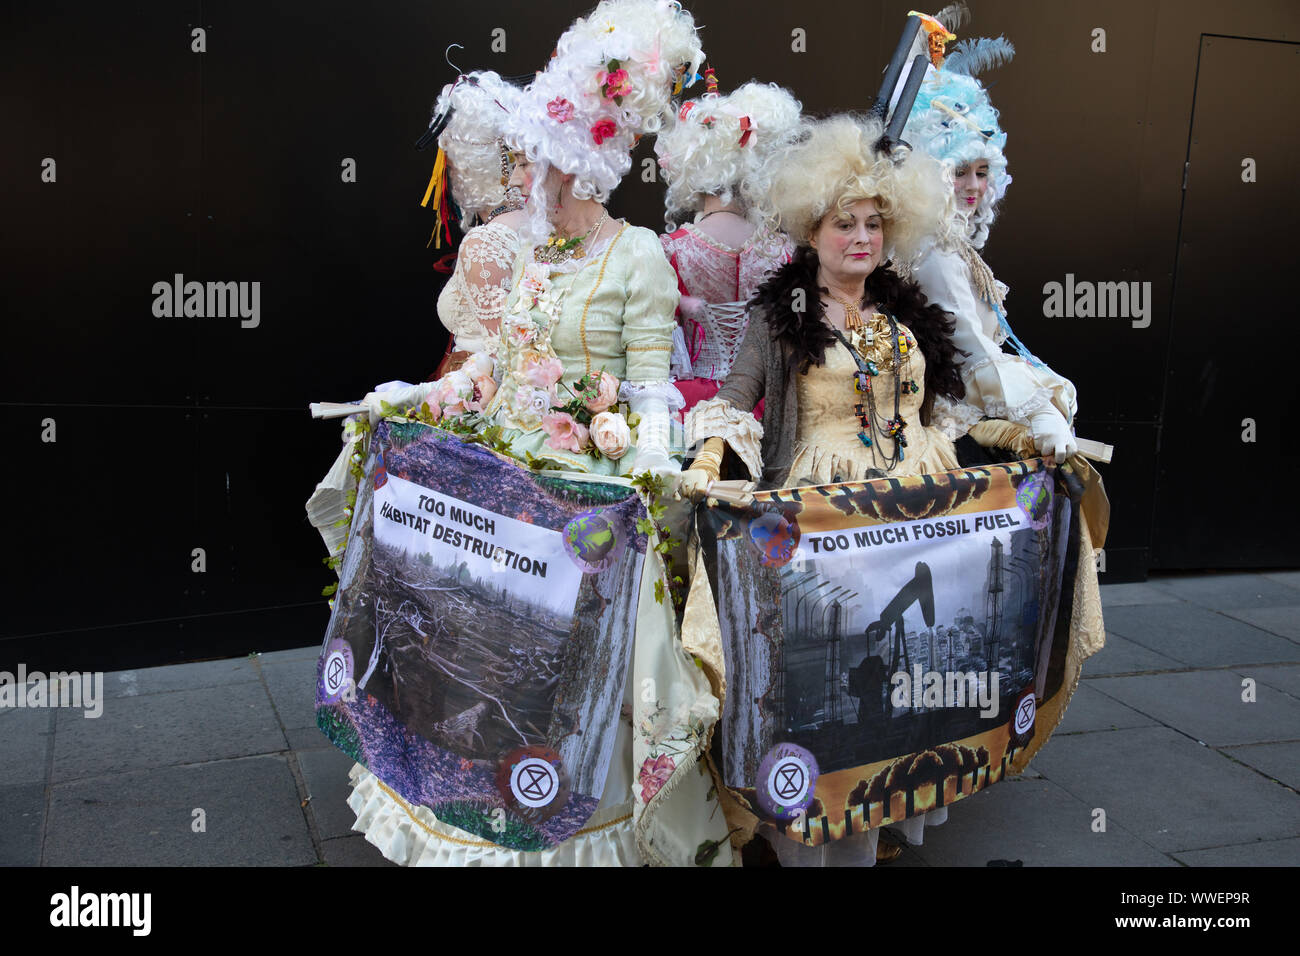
top-left (341, 0), bottom-right (731, 866)
top-left (427, 71), bottom-right (528, 368)
top-left (654, 78), bottom-right (802, 414)
top-left (901, 25), bottom-right (1078, 460)
top-left (680, 113), bottom-right (1017, 866)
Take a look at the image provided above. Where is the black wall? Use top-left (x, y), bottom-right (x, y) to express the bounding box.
top-left (5, 0), bottom-right (1298, 671)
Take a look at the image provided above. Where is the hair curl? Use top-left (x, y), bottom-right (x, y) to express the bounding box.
top-left (435, 72), bottom-right (521, 223)
top-left (748, 245), bottom-right (966, 420)
top-left (655, 81), bottom-right (802, 229)
top-left (503, 0), bottom-right (704, 204)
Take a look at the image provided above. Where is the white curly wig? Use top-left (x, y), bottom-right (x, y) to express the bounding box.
top-left (434, 71), bottom-right (522, 224)
top-left (503, 0), bottom-right (704, 238)
top-left (753, 114), bottom-right (955, 271)
top-left (901, 35), bottom-right (1015, 249)
top-left (654, 81), bottom-right (802, 229)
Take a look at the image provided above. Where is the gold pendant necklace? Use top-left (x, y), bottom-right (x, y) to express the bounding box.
top-left (825, 291), bottom-right (866, 331)
top-left (534, 210), bottom-right (608, 264)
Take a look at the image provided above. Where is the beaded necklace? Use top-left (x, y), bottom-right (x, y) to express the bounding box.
top-left (826, 312), bottom-right (911, 470)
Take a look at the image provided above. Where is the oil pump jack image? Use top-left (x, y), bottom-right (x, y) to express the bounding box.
top-left (848, 562), bottom-right (935, 722)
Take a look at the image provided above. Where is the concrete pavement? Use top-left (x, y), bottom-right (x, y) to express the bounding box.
top-left (4, 571), bottom-right (1297, 866)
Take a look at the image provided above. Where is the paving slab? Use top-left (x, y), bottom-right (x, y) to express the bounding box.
top-left (1221, 742), bottom-right (1300, 790)
top-left (1099, 582), bottom-right (1183, 607)
top-left (51, 681), bottom-right (285, 783)
top-left (1220, 606), bottom-right (1300, 642)
top-left (320, 835), bottom-right (397, 867)
top-left (43, 755), bottom-right (316, 866)
top-left (1147, 572), bottom-right (1300, 610)
top-left (104, 657), bottom-right (260, 699)
top-left (1089, 670), bottom-right (1300, 747)
top-left (0, 783), bottom-right (46, 866)
top-left (1081, 632), bottom-right (1183, 676)
top-left (298, 747), bottom-right (365, 841)
top-left (286, 725), bottom-right (334, 752)
top-left (258, 646), bottom-right (322, 665)
top-left (907, 776), bottom-right (1175, 866)
top-left (1248, 664), bottom-right (1300, 700)
top-left (1054, 683), bottom-right (1159, 735)
top-left (260, 657), bottom-right (320, 732)
top-left (1105, 604), bottom-right (1298, 667)
top-left (1260, 571), bottom-right (1300, 591)
top-left (1030, 727), bottom-right (1300, 852)
top-left (1173, 836), bottom-right (1300, 866)
top-left (0, 707), bottom-right (54, 786)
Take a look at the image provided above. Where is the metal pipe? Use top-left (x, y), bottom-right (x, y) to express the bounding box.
top-left (869, 14), bottom-right (921, 121)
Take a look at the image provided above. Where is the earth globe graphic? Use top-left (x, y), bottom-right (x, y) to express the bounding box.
top-left (1016, 471), bottom-right (1052, 529)
top-left (749, 511), bottom-right (799, 568)
top-left (563, 510), bottom-right (622, 573)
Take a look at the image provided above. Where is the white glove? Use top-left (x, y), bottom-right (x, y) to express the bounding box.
top-left (624, 384), bottom-right (683, 479)
top-left (1028, 407), bottom-right (1078, 460)
top-left (360, 381), bottom-right (437, 425)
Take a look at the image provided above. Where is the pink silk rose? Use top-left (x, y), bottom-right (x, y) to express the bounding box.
top-left (521, 354), bottom-right (564, 388)
top-left (546, 97), bottom-right (574, 122)
top-left (583, 369), bottom-right (620, 413)
top-left (434, 370), bottom-right (473, 416)
top-left (542, 412), bottom-right (589, 453)
top-left (466, 376), bottom-right (497, 412)
top-left (590, 119), bottom-right (618, 145)
top-left (638, 753), bottom-right (675, 803)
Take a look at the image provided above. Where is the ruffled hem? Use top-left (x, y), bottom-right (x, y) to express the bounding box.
top-left (346, 765), bottom-right (642, 867)
top-left (786, 427), bottom-right (958, 486)
top-left (684, 398), bottom-right (764, 480)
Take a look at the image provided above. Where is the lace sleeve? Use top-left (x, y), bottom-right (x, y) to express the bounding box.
top-left (929, 394), bottom-right (986, 442)
top-left (458, 223), bottom-right (520, 333)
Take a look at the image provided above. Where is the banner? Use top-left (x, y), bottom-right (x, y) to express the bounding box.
top-left (315, 422), bottom-right (648, 850)
top-left (699, 460), bottom-right (1078, 847)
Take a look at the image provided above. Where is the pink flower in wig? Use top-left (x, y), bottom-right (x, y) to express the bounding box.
top-left (542, 412), bottom-right (589, 453)
top-left (599, 67), bottom-right (632, 99)
top-left (638, 753), bottom-right (676, 803)
top-left (521, 354), bottom-right (564, 388)
top-left (547, 97), bottom-right (575, 122)
top-left (590, 119), bottom-right (618, 145)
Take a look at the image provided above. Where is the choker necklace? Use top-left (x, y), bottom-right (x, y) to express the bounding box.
top-left (534, 210), bottom-right (609, 264)
top-left (824, 290), bottom-right (867, 331)
top-left (826, 311), bottom-right (910, 470)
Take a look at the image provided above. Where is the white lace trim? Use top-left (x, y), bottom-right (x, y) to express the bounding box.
top-left (980, 387), bottom-right (1056, 424)
top-left (929, 394), bottom-right (986, 442)
top-left (619, 380), bottom-right (686, 412)
top-left (346, 764), bottom-right (640, 866)
top-left (684, 397), bottom-right (764, 480)
top-left (669, 325), bottom-right (693, 379)
top-left (961, 353), bottom-right (1060, 424)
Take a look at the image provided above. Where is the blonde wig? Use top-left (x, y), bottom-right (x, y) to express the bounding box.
top-left (755, 114), bottom-right (956, 270)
